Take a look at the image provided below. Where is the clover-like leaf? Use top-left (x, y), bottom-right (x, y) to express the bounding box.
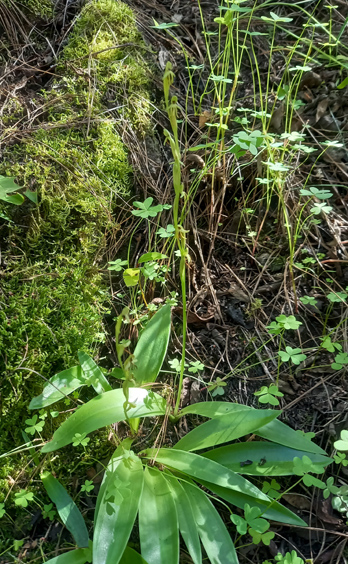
top-left (132, 197), bottom-right (171, 219)
top-left (254, 385), bottom-right (283, 406)
top-left (278, 347), bottom-right (307, 365)
top-left (108, 259), bottom-right (128, 272)
top-left (262, 479), bottom-right (281, 499)
top-left (276, 315), bottom-right (302, 330)
top-left (14, 490), bottom-right (34, 508)
top-left (249, 528), bottom-right (275, 545)
top-left (72, 432), bottom-right (90, 447)
top-left (327, 291), bottom-right (347, 304)
top-left (310, 202), bottom-right (332, 215)
top-left (323, 477), bottom-right (340, 499)
top-left (334, 429), bottom-right (348, 452)
top-left (209, 377), bottom-right (227, 397)
top-left (321, 336), bottom-right (342, 353)
top-left (188, 360), bottom-right (205, 374)
top-left (331, 352), bottom-right (348, 371)
top-left (42, 503), bottom-right (56, 521)
top-left (299, 296), bottom-right (318, 306)
top-left (230, 513), bottom-right (248, 535)
top-left (81, 480), bottom-right (94, 494)
top-left (156, 224), bottom-right (175, 238)
top-left (25, 415), bottom-right (45, 436)
top-left (300, 187), bottom-right (333, 199)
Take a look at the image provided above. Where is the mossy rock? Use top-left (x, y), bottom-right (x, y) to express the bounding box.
top-left (0, 0), bottom-right (152, 458)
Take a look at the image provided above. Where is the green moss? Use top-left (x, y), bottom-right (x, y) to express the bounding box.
top-left (18, 0), bottom-right (53, 17)
top-left (0, 0), bottom-right (152, 466)
top-left (58, 0), bottom-right (152, 131)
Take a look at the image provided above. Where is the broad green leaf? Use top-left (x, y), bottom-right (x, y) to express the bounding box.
top-left (123, 268), bottom-right (140, 287)
top-left (180, 401), bottom-right (251, 418)
top-left (174, 409), bottom-right (279, 451)
top-left (182, 481), bottom-right (238, 564)
top-left (93, 447), bottom-right (143, 564)
top-left (41, 472), bottom-right (89, 548)
top-left (139, 467), bottom-right (179, 564)
top-left (164, 473), bottom-right (202, 564)
top-left (138, 252), bottom-right (168, 263)
top-left (29, 366), bottom-right (85, 409)
top-left (94, 440), bottom-right (133, 521)
top-left (43, 544), bottom-right (92, 564)
top-left (24, 188), bottom-right (38, 204)
top-left (256, 419), bottom-right (326, 455)
top-left (203, 441), bottom-right (331, 476)
top-left (181, 402), bottom-right (326, 455)
top-left (42, 389), bottom-right (167, 453)
top-left (338, 76), bottom-right (348, 89)
top-left (133, 305), bottom-right (171, 384)
top-left (120, 547), bottom-right (149, 564)
top-left (143, 449), bottom-right (269, 502)
top-left (200, 479), bottom-right (306, 527)
top-left (78, 351), bottom-right (112, 394)
top-left (0, 175), bottom-right (24, 205)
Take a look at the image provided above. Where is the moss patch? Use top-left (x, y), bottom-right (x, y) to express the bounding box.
top-left (0, 0), bottom-right (152, 506)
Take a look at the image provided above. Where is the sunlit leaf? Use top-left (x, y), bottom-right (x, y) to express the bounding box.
top-left (203, 441), bottom-right (331, 476)
top-left (139, 467), bottom-right (179, 564)
top-left (182, 481), bottom-right (238, 564)
top-left (78, 351), bottom-right (112, 394)
top-left (41, 389), bottom-right (167, 453)
top-left (29, 366), bottom-right (85, 410)
top-left (133, 305), bottom-right (171, 384)
top-left (93, 446), bottom-right (143, 564)
top-left (174, 408), bottom-right (279, 451)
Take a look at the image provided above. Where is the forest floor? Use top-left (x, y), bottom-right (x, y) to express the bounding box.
top-left (1, 0), bottom-right (348, 562)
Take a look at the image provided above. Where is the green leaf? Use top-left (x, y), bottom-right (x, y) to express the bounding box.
top-left (278, 347), bottom-right (307, 365)
top-left (78, 351), bottom-right (112, 394)
top-left (133, 305), bottom-right (171, 384)
top-left (142, 449), bottom-right (269, 502)
top-left (164, 474), bottom-right (202, 564)
top-left (24, 189), bottom-right (38, 204)
top-left (14, 490), bottom-right (34, 508)
top-left (29, 366), bottom-right (85, 409)
top-left (25, 414), bottom-right (45, 435)
top-left (203, 441), bottom-right (331, 476)
top-left (138, 252), bottom-right (168, 263)
top-left (334, 429), bottom-right (348, 451)
top-left (139, 467), bottom-right (179, 564)
top-left (174, 408), bottom-right (279, 451)
top-left (182, 481), bottom-right (238, 564)
top-left (250, 528), bottom-right (275, 545)
top-left (131, 197), bottom-right (171, 219)
top-left (41, 389), bottom-right (167, 453)
top-left (181, 402), bottom-right (326, 455)
top-left (123, 268), bottom-right (140, 287)
top-left (156, 225), bottom-right (175, 238)
top-left (93, 448), bottom-right (143, 564)
top-left (230, 513), bottom-right (248, 534)
top-left (337, 76), bottom-right (348, 89)
top-left (199, 479), bottom-right (305, 526)
top-left (151, 20), bottom-right (179, 29)
top-left (0, 175), bottom-right (24, 205)
top-left (41, 472), bottom-right (89, 548)
top-left (120, 547), bottom-right (149, 564)
top-left (108, 259), bottom-right (128, 272)
top-left (42, 544), bottom-right (92, 564)
top-left (257, 419), bottom-right (326, 455)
